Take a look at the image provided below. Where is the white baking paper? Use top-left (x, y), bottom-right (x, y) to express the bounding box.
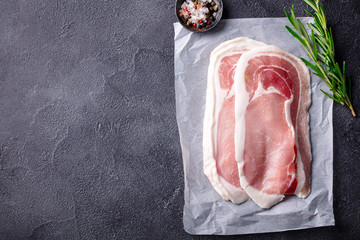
top-left (174, 18), bottom-right (335, 235)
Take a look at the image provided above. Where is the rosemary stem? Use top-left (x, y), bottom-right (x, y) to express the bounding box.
top-left (345, 94), bottom-right (356, 117)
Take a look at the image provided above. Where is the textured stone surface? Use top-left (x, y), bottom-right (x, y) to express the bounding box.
top-left (0, 0), bottom-right (359, 239)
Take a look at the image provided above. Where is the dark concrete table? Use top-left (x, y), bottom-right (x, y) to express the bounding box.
top-left (0, 0), bottom-right (359, 239)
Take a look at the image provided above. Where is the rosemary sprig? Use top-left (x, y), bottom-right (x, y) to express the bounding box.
top-left (284, 0), bottom-right (356, 117)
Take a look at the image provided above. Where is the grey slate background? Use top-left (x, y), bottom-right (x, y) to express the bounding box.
top-left (0, 0), bottom-right (359, 239)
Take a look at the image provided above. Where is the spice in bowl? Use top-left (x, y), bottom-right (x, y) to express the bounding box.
top-left (178, 0), bottom-right (221, 31)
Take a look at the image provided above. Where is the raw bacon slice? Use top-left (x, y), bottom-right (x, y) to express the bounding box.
top-left (234, 45), bottom-right (311, 208)
top-left (203, 38), bottom-right (266, 204)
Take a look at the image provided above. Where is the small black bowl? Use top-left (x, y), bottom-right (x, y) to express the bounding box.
top-left (175, 0), bottom-right (223, 32)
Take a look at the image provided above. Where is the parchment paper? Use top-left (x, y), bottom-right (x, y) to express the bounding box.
top-left (174, 18), bottom-right (335, 235)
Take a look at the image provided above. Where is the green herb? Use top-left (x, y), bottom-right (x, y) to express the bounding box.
top-left (284, 0), bottom-right (356, 117)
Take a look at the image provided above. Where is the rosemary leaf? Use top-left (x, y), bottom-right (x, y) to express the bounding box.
top-left (301, 58), bottom-right (318, 73)
top-left (285, 26), bottom-right (307, 46)
top-left (321, 89), bottom-right (338, 102)
top-left (304, 0), bottom-right (317, 11)
top-left (311, 30), bottom-right (318, 61)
